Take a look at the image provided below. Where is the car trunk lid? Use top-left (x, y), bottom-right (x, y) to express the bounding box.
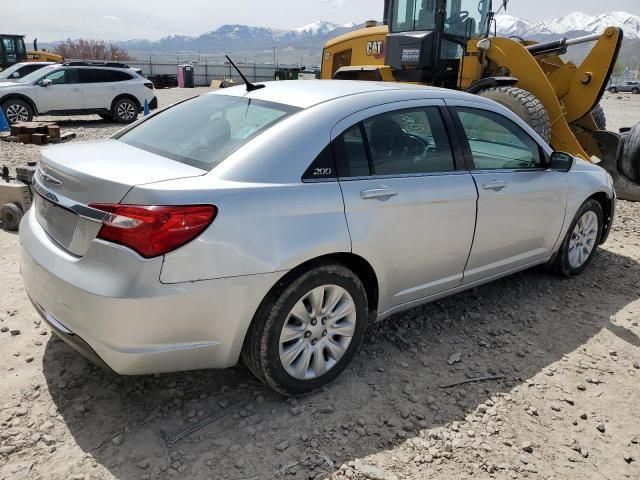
top-left (33, 139), bottom-right (205, 257)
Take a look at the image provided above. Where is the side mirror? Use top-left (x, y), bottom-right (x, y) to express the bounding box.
top-left (40, 78), bottom-right (52, 87)
top-left (550, 151), bottom-right (575, 172)
top-left (11, 72), bottom-right (20, 78)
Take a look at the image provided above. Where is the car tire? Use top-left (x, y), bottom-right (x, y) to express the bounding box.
top-left (112, 98), bottom-right (139, 124)
top-left (633, 88), bottom-right (640, 95)
top-left (2, 99), bottom-right (34, 124)
top-left (476, 87), bottom-right (551, 143)
top-left (0, 203), bottom-right (23, 231)
top-left (550, 199), bottom-right (603, 277)
top-left (609, 87), bottom-right (618, 94)
top-left (242, 261), bottom-right (369, 396)
top-left (591, 104), bottom-right (606, 130)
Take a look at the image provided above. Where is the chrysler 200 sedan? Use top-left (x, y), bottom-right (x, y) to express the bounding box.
top-left (21, 81), bottom-right (615, 396)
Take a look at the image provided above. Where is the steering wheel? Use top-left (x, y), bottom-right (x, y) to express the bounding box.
top-left (406, 134), bottom-right (430, 156)
top-left (447, 11), bottom-right (469, 24)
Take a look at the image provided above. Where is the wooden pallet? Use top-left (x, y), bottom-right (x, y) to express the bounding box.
top-left (7, 122), bottom-right (60, 145)
top-left (1, 122), bottom-right (74, 145)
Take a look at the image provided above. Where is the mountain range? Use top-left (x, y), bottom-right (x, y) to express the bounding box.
top-left (41, 11), bottom-right (640, 66)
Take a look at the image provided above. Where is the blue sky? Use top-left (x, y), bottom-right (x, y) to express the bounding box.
top-left (3, 0), bottom-right (639, 41)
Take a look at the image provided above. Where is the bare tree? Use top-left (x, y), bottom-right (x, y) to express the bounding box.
top-left (54, 39), bottom-right (131, 61)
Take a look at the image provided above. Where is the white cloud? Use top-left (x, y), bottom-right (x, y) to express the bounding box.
top-left (103, 15), bottom-right (122, 23)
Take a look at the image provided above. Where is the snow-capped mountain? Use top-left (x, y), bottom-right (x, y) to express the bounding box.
top-left (42, 11), bottom-right (639, 62)
top-left (496, 11), bottom-right (640, 40)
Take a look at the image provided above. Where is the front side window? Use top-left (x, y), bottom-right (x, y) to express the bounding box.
top-left (455, 107), bottom-right (543, 170)
top-left (391, 0), bottom-right (437, 32)
top-left (43, 68), bottom-right (78, 85)
top-left (444, 0), bottom-right (491, 39)
top-left (118, 95), bottom-right (300, 171)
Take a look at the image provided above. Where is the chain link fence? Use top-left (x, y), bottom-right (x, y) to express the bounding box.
top-left (124, 60), bottom-right (278, 86)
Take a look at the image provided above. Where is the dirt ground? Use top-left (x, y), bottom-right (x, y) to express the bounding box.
top-left (1, 88), bottom-right (639, 480)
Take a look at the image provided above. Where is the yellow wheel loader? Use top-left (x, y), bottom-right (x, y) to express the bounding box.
top-left (0, 35), bottom-right (63, 70)
top-left (321, 0), bottom-right (640, 201)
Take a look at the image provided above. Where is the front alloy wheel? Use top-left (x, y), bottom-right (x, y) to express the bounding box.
top-left (279, 285), bottom-right (356, 380)
top-left (550, 199), bottom-right (603, 276)
top-left (3, 100), bottom-right (33, 124)
top-left (568, 211), bottom-right (599, 269)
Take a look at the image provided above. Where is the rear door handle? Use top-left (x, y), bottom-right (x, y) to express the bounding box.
top-left (481, 180), bottom-right (508, 191)
top-left (72, 87), bottom-right (81, 92)
top-left (360, 186), bottom-right (399, 200)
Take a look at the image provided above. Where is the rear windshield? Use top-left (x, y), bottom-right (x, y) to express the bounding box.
top-left (117, 94), bottom-right (300, 170)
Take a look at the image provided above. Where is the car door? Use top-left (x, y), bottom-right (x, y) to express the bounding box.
top-left (79, 69), bottom-right (126, 110)
top-left (449, 103), bottom-right (568, 285)
top-left (334, 100), bottom-right (477, 314)
top-left (34, 68), bottom-right (82, 112)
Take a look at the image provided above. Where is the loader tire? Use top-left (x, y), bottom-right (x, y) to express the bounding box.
top-left (592, 104), bottom-right (607, 130)
top-left (477, 87), bottom-right (551, 143)
top-left (621, 122), bottom-right (640, 183)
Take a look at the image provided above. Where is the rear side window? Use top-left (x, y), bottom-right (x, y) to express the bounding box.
top-left (118, 95), bottom-right (300, 171)
top-left (332, 49), bottom-right (352, 77)
top-left (334, 107), bottom-right (455, 177)
top-left (455, 107), bottom-right (543, 170)
top-left (105, 70), bottom-right (134, 82)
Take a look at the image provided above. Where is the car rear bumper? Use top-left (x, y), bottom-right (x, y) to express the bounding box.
top-left (20, 208), bottom-right (283, 375)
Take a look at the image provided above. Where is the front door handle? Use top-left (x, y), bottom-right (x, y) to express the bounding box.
top-left (72, 87), bottom-right (81, 92)
top-left (481, 180), bottom-right (508, 191)
top-left (360, 186), bottom-right (399, 200)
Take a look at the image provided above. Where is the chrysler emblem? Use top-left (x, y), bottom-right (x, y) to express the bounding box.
top-left (41, 172), bottom-right (62, 186)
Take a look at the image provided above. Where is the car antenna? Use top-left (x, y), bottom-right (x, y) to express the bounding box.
top-left (225, 55), bottom-right (265, 92)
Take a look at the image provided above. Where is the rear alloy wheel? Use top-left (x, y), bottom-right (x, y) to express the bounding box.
top-left (0, 203), bottom-right (24, 231)
top-left (242, 262), bottom-right (368, 396)
top-left (477, 87), bottom-right (551, 143)
top-left (112, 98), bottom-right (138, 124)
top-left (633, 88), bottom-right (640, 95)
top-left (2, 99), bottom-right (33, 124)
top-left (550, 199), bottom-right (603, 277)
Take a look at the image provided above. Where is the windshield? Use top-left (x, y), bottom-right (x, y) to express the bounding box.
top-left (117, 94), bottom-right (300, 171)
top-left (390, 0), bottom-right (491, 36)
top-left (19, 64), bottom-right (58, 84)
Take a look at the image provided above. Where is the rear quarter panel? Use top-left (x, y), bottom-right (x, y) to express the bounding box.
top-left (122, 178), bottom-right (351, 283)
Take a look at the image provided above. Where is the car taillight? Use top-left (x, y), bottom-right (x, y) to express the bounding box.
top-left (144, 82), bottom-right (154, 89)
top-left (88, 204), bottom-right (216, 258)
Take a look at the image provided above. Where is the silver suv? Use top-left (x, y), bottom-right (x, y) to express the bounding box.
top-left (0, 61), bottom-right (157, 124)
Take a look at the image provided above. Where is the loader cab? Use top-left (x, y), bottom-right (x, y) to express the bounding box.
top-left (0, 35), bottom-right (27, 70)
top-left (385, 0), bottom-right (491, 86)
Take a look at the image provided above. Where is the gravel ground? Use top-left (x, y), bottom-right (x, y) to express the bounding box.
top-left (0, 90), bottom-right (639, 480)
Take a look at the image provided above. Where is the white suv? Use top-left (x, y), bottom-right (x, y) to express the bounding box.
top-left (0, 62), bottom-right (157, 124)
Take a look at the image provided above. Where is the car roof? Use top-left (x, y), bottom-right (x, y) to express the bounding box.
top-left (210, 80), bottom-right (470, 109)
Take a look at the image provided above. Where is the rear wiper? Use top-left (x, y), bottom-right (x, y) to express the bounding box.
top-left (225, 55), bottom-right (265, 92)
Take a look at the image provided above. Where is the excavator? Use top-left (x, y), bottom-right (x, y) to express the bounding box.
top-left (321, 0), bottom-right (640, 201)
top-left (0, 34), bottom-right (63, 70)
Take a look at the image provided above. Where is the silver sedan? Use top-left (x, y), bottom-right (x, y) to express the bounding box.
top-left (20, 80), bottom-right (615, 395)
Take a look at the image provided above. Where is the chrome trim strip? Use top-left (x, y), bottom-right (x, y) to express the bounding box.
top-left (33, 171), bottom-right (108, 223)
top-left (45, 312), bottom-right (74, 335)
